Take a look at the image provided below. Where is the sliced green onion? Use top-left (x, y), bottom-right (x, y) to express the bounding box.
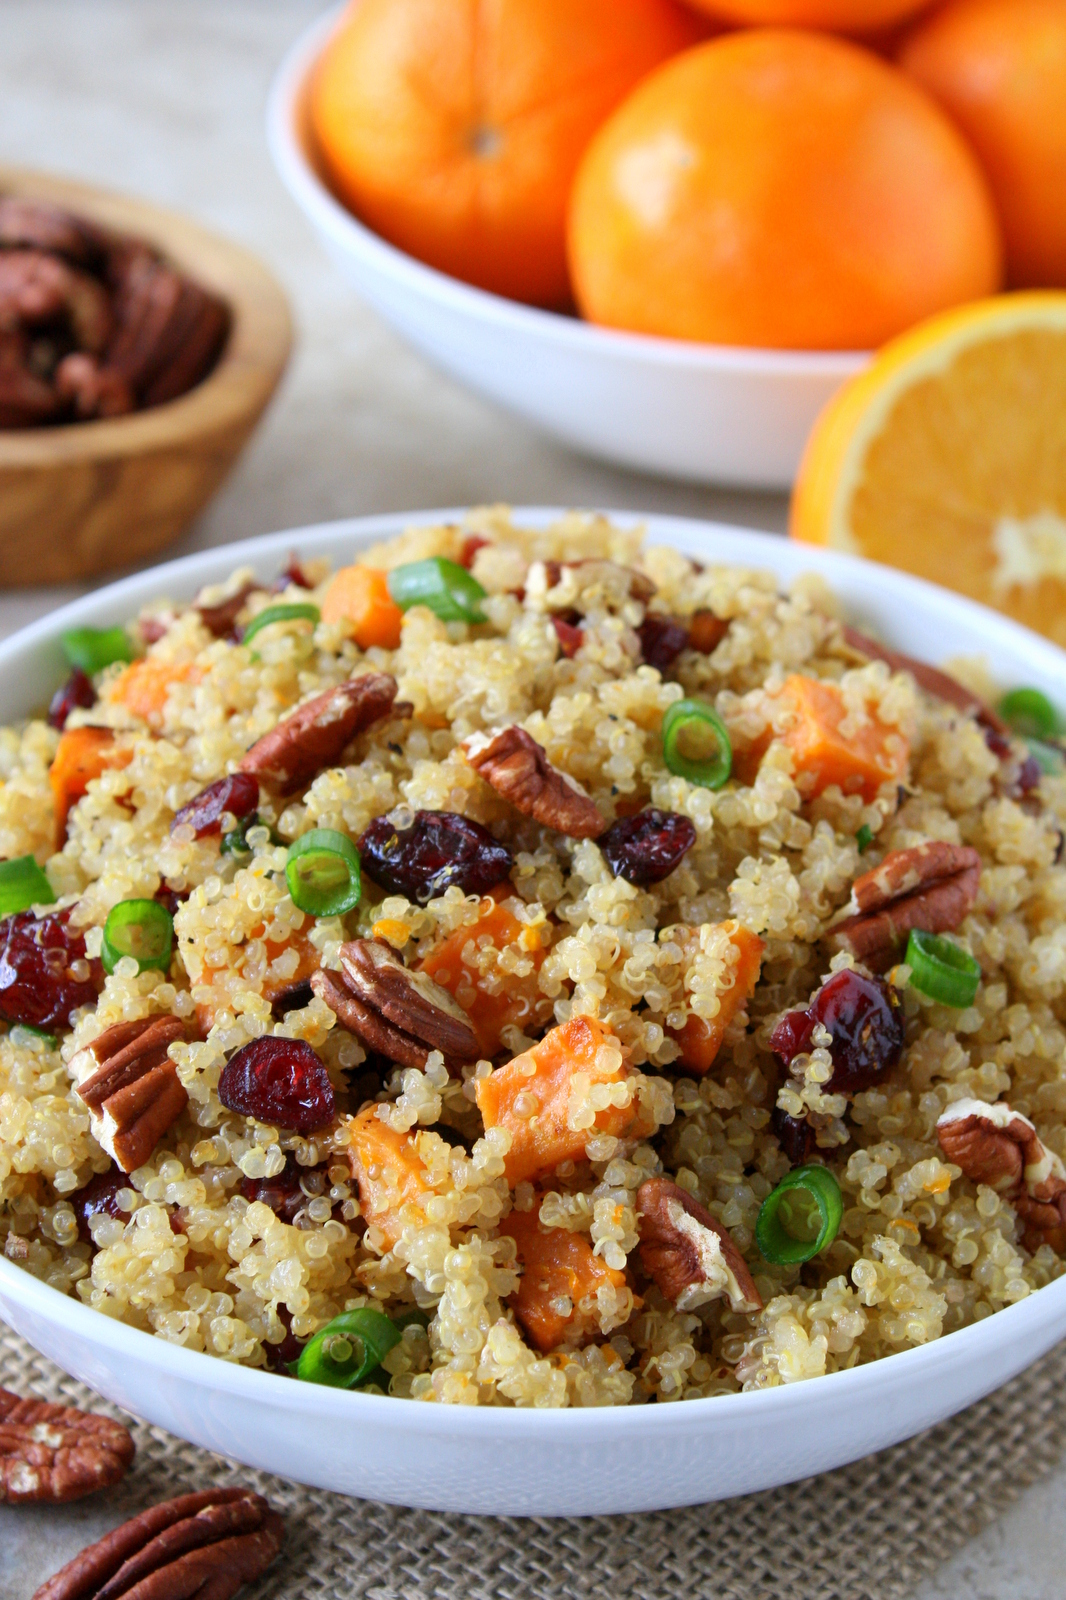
top-left (221, 814), bottom-right (280, 857)
top-left (286, 829), bottom-right (361, 917)
top-left (999, 687), bottom-right (1062, 741)
top-left (756, 1164), bottom-right (843, 1265)
top-left (905, 929), bottom-right (980, 1008)
top-left (662, 698), bottom-right (732, 789)
top-left (102, 899), bottom-right (173, 975)
top-left (856, 824), bottom-right (874, 854)
top-left (241, 603), bottom-right (320, 647)
top-left (61, 627), bottom-right (133, 675)
top-left (294, 1308), bottom-right (401, 1388)
top-left (0, 855), bottom-right (56, 917)
top-left (1025, 738), bottom-right (1065, 775)
top-left (388, 558), bottom-right (486, 624)
top-left (9, 1024), bottom-right (58, 1051)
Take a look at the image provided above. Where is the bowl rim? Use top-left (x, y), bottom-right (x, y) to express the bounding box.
top-left (0, 163), bottom-right (292, 467)
top-left (1, 504), bottom-right (1064, 1435)
top-left (265, 5), bottom-right (870, 380)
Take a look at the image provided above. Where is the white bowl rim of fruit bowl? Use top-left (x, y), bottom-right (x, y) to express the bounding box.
top-left (0, 507), bottom-right (1063, 1515)
top-left (266, 8), bottom-right (868, 492)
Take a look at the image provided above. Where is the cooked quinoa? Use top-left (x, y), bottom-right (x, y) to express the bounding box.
top-left (1, 508), bottom-right (1064, 1407)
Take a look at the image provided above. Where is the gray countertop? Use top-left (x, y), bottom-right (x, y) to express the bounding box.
top-left (0, 4), bottom-right (1061, 1595)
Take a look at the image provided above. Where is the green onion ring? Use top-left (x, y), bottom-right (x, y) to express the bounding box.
top-left (905, 928), bottom-right (981, 1008)
top-left (999, 687), bottom-right (1062, 741)
top-left (756, 1164), bottom-right (843, 1265)
top-left (285, 828), bottom-right (362, 917)
top-left (294, 1308), bottom-right (402, 1388)
top-left (856, 824), bottom-right (874, 854)
top-left (61, 626), bottom-right (133, 675)
top-left (241, 603), bottom-right (320, 647)
top-left (221, 814), bottom-right (280, 858)
top-left (9, 1024), bottom-right (58, 1051)
top-left (661, 698), bottom-right (732, 789)
top-left (0, 855), bottom-right (57, 917)
top-left (102, 899), bottom-right (174, 975)
top-left (387, 558), bottom-right (486, 624)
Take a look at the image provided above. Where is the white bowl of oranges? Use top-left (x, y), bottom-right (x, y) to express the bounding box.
top-left (268, 0), bottom-right (1066, 490)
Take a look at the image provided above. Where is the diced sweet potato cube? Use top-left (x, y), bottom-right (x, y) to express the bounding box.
top-left (50, 726), bottom-right (133, 843)
top-left (192, 927), bottom-right (320, 1034)
top-left (418, 892), bottom-right (551, 1057)
top-left (475, 1016), bottom-right (638, 1185)
top-left (321, 564), bottom-right (403, 650)
top-left (667, 921), bottom-right (765, 1075)
top-left (347, 1104), bottom-right (431, 1249)
top-left (107, 657), bottom-right (201, 728)
top-left (501, 1201), bottom-right (627, 1353)
top-left (776, 674), bottom-right (909, 801)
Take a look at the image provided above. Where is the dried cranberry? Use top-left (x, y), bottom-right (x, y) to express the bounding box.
top-left (73, 1164), bottom-right (133, 1241)
top-left (983, 722), bottom-right (1012, 761)
top-left (263, 1305), bottom-right (304, 1374)
top-left (218, 1037), bottom-right (335, 1133)
top-left (270, 979), bottom-right (314, 1019)
top-left (637, 614), bottom-right (689, 675)
top-left (0, 910), bottom-right (100, 1031)
top-left (1014, 755), bottom-right (1043, 796)
top-left (171, 773), bottom-right (259, 838)
top-left (771, 969), bottom-right (904, 1095)
top-left (770, 1106), bottom-right (814, 1166)
top-left (552, 616), bottom-right (584, 658)
top-left (197, 581), bottom-right (259, 639)
top-left (154, 886), bottom-right (189, 918)
top-left (139, 616), bottom-right (169, 645)
top-left (358, 810), bottom-right (514, 903)
top-left (47, 667), bottom-right (95, 730)
top-left (600, 809), bottom-right (696, 886)
top-left (272, 555), bottom-right (312, 592)
top-left (240, 1151), bottom-right (329, 1224)
top-left (459, 534), bottom-right (490, 569)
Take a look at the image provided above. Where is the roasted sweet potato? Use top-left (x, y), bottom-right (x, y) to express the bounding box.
top-left (418, 891), bottom-right (551, 1057)
top-left (667, 921), bottom-right (765, 1075)
top-left (107, 657), bottom-right (201, 728)
top-left (347, 1103), bottom-right (430, 1248)
top-left (501, 1201), bottom-right (627, 1353)
top-left (741, 674), bottom-right (909, 801)
top-left (193, 926), bottom-right (320, 1034)
top-left (50, 726), bottom-right (132, 843)
top-left (321, 565), bottom-right (403, 650)
top-left (476, 1016), bottom-right (639, 1185)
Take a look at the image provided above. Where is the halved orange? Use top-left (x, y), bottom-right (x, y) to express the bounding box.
top-left (790, 292), bottom-right (1066, 646)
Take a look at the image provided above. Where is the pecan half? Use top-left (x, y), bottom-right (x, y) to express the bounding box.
top-left (0, 197), bottom-right (107, 267)
top-left (33, 1487), bottom-right (284, 1600)
top-left (72, 1016), bottom-right (187, 1174)
top-left (636, 1178), bottom-right (762, 1314)
top-left (240, 673), bottom-right (410, 794)
top-left (937, 1097), bottom-right (1066, 1253)
top-left (829, 841), bottom-right (981, 968)
top-left (311, 938), bottom-right (478, 1069)
top-left (0, 1386), bottom-right (134, 1504)
top-left (0, 249), bottom-right (112, 353)
top-left (463, 725), bottom-right (605, 839)
top-left (842, 626), bottom-right (1008, 735)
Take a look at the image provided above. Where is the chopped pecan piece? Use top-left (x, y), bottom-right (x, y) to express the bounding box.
top-left (72, 1016), bottom-right (186, 1174)
top-left (312, 939), bottom-right (478, 1069)
top-left (842, 625), bottom-right (1008, 735)
top-left (240, 672), bottom-right (409, 794)
top-left (829, 841), bottom-right (981, 968)
top-left (937, 1097), bottom-right (1066, 1253)
top-left (463, 725), bottom-right (605, 839)
top-left (33, 1487), bottom-right (284, 1600)
top-left (535, 558), bottom-right (655, 606)
top-left (636, 1178), bottom-right (761, 1314)
top-left (0, 1386), bottom-right (134, 1504)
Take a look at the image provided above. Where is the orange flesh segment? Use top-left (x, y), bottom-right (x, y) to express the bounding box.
top-left (475, 1015), bottom-right (638, 1185)
top-left (418, 891), bottom-right (549, 1057)
top-left (348, 1104), bottom-right (431, 1248)
top-left (755, 674), bottom-right (909, 801)
top-left (501, 1201), bottom-right (627, 1354)
top-left (108, 658), bottom-right (201, 727)
top-left (667, 921), bottom-right (765, 1075)
top-left (50, 727), bottom-right (132, 843)
top-left (321, 565), bottom-right (404, 650)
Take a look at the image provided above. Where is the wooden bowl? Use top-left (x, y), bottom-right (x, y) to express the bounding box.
top-left (0, 166), bottom-right (293, 586)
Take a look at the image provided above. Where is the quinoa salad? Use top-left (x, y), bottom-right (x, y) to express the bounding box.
top-left (1, 509), bottom-right (1064, 1408)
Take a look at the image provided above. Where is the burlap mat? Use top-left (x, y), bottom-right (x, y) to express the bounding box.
top-left (2, 1323), bottom-right (1063, 1600)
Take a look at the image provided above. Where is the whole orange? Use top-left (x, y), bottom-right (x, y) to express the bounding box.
top-left (681, 0), bottom-right (934, 30)
top-left (567, 30), bottom-right (1003, 349)
top-left (309, 0), bottom-right (702, 308)
top-left (898, 0), bottom-right (1066, 287)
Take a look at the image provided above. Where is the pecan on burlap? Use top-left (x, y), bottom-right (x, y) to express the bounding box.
top-left (0, 1386), bottom-right (134, 1504)
top-left (828, 841), bottom-right (981, 968)
top-left (72, 1016), bottom-right (187, 1174)
top-left (33, 1487), bottom-right (284, 1600)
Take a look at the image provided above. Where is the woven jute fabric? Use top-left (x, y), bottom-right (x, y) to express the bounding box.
top-left (2, 1323), bottom-right (1063, 1600)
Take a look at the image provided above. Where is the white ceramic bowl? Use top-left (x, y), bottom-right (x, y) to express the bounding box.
top-left (266, 9), bottom-right (867, 492)
top-left (1, 508), bottom-right (1064, 1516)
